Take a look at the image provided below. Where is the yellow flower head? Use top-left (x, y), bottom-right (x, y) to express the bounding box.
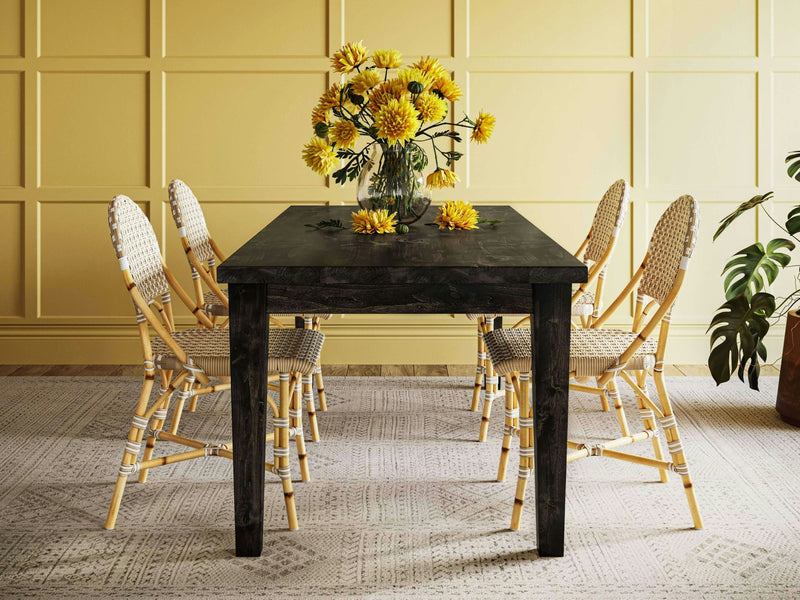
top-left (330, 119), bottom-right (359, 150)
top-left (426, 168), bottom-right (460, 190)
top-left (351, 208), bottom-right (398, 234)
top-left (311, 105), bottom-right (331, 127)
top-left (331, 41), bottom-right (368, 73)
top-left (411, 56), bottom-right (448, 81)
top-left (372, 49), bottom-right (403, 69)
top-left (415, 91), bottom-right (448, 123)
top-left (302, 136), bottom-right (338, 176)
top-left (431, 76), bottom-right (462, 102)
top-left (350, 69), bottom-right (382, 95)
top-left (396, 67), bottom-right (434, 94)
top-left (318, 83), bottom-right (343, 112)
top-left (373, 97), bottom-right (420, 146)
top-left (471, 110), bottom-right (496, 144)
top-left (435, 200), bottom-right (479, 230)
top-left (369, 79), bottom-right (407, 108)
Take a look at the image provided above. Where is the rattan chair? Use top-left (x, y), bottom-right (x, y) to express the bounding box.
top-left (483, 194), bottom-right (702, 532)
top-left (105, 195), bottom-right (324, 531)
top-left (167, 179), bottom-right (331, 440)
top-left (467, 179), bottom-right (630, 441)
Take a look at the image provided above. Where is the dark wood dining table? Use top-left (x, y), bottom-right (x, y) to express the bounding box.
top-left (217, 205), bottom-right (587, 558)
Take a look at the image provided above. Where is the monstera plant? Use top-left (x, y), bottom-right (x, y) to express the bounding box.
top-left (708, 151), bottom-right (800, 392)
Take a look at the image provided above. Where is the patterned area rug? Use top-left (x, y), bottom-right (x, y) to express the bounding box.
top-left (0, 375), bottom-right (798, 599)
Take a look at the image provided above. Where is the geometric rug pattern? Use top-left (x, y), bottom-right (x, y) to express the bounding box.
top-left (0, 375), bottom-right (798, 599)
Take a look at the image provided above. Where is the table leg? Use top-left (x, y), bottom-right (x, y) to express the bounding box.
top-left (531, 282), bottom-right (570, 557)
top-left (229, 283), bottom-right (269, 557)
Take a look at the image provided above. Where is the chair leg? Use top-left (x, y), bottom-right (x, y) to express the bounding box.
top-left (314, 364), bottom-right (327, 412)
top-left (139, 373), bottom-right (186, 484)
top-left (597, 377), bottom-right (610, 411)
top-left (277, 373), bottom-right (298, 530)
top-left (471, 320), bottom-right (486, 412)
top-left (105, 373), bottom-right (154, 529)
top-left (169, 372), bottom-right (196, 435)
top-left (497, 376), bottom-right (517, 482)
top-left (478, 320), bottom-right (496, 442)
top-left (653, 370), bottom-right (703, 529)
top-left (608, 377), bottom-right (630, 437)
top-left (302, 375), bottom-right (320, 442)
top-left (511, 373), bottom-right (532, 530)
top-left (291, 375), bottom-right (310, 482)
top-left (636, 370), bottom-right (668, 483)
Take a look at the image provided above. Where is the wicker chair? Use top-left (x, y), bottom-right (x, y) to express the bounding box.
top-left (105, 195), bottom-right (324, 531)
top-left (483, 194), bottom-right (702, 532)
top-left (167, 179), bottom-right (331, 440)
top-left (468, 179), bottom-right (630, 442)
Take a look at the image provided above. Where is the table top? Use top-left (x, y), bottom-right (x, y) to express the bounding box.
top-left (218, 205), bottom-right (586, 286)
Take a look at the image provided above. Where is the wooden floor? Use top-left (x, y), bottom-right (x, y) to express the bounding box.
top-left (0, 363), bottom-right (781, 377)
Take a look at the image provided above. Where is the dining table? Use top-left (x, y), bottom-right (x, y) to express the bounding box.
top-left (217, 204), bottom-right (587, 558)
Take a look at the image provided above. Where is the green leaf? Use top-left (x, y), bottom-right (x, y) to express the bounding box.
top-left (707, 292), bottom-right (776, 390)
top-left (713, 192), bottom-right (774, 241)
top-left (786, 205), bottom-right (800, 236)
top-left (721, 238), bottom-right (795, 300)
top-left (786, 150), bottom-right (800, 182)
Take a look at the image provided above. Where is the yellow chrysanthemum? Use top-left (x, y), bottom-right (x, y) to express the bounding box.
top-left (435, 200), bottom-right (479, 230)
top-left (302, 137), bottom-right (338, 176)
top-left (372, 49), bottom-right (403, 69)
top-left (351, 209), bottom-right (397, 234)
top-left (431, 77), bottom-right (462, 102)
top-left (415, 92), bottom-right (448, 123)
top-left (318, 83), bottom-right (343, 112)
top-left (350, 69), bottom-right (382, 95)
top-left (426, 168), bottom-right (460, 190)
top-left (471, 110), bottom-right (496, 144)
top-left (396, 67), bottom-right (434, 93)
top-left (411, 56), bottom-right (448, 81)
top-left (369, 79), bottom-right (407, 108)
top-left (331, 41), bottom-right (368, 73)
top-left (373, 98), bottom-right (419, 146)
top-left (329, 119), bottom-right (359, 150)
top-left (311, 105), bottom-right (331, 127)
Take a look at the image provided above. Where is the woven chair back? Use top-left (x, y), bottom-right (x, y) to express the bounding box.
top-left (584, 179), bottom-right (629, 263)
top-left (108, 195), bottom-right (169, 303)
top-left (168, 179), bottom-right (214, 263)
top-left (638, 194), bottom-right (699, 305)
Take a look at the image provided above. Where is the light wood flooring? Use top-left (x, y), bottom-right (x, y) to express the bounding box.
top-left (0, 363), bottom-right (781, 377)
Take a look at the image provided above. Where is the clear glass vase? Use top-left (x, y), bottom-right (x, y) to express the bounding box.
top-left (356, 142), bottom-right (432, 224)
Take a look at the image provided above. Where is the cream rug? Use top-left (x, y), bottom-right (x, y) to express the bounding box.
top-left (0, 375), bottom-right (798, 599)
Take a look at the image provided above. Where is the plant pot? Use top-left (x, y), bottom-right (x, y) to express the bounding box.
top-left (357, 142), bottom-right (431, 224)
top-left (776, 309), bottom-right (800, 426)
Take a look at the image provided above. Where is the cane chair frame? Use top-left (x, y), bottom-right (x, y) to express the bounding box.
top-left (105, 195), bottom-right (322, 532)
top-left (168, 179), bottom-right (329, 426)
top-left (486, 195), bottom-right (702, 532)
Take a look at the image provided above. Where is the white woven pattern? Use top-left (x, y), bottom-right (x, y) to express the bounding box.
top-left (639, 195), bottom-right (699, 304)
top-left (584, 179), bottom-right (629, 263)
top-left (168, 179), bottom-right (214, 263)
top-left (483, 328), bottom-right (657, 378)
top-left (108, 195), bottom-right (169, 303)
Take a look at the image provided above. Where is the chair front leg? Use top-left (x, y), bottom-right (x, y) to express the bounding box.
top-left (497, 375), bottom-right (518, 481)
top-left (511, 372), bottom-right (532, 530)
top-left (471, 319), bottom-right (486, 412)
top-left (276, 373), bottom-right (298, 530)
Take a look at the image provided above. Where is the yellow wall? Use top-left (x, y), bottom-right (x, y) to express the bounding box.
top-left (2, 0), bottom-right (799, 365)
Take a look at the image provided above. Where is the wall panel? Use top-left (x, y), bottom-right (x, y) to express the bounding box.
top-left (1, 0), bottom-right (798, 364)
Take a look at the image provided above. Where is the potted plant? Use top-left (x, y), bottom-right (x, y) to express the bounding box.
top-left (708, 151), bottom-right (800, 425)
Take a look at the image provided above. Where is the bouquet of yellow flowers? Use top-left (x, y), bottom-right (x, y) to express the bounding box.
top-left (302, 41), bottom-right (495, 223)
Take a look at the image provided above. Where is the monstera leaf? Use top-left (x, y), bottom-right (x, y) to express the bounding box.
top-left (708, 292), bottom-right (776, 390)
top-left (713, 192), bottom-right (774, 241)
top-left (721, 238), bottom-right (795, 300)
top-left (787, 150), bottom-right (800, 182)
top-left (787, 205), bottom-right (800, 236)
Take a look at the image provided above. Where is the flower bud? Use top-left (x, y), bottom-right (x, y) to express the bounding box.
top-left (314, 122), bottom-right (329, 138)
top-left (397, 224), bottom-right (409, 234)
top-left (407, 81), bottom-right (424, 95)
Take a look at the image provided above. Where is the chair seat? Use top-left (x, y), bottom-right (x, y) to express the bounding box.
top-left (483, 327), bottom-right (657, 378)
top-left (152, 327), bottom-right (324, 376)
top-left (201, 290), bottom-right (332, 320)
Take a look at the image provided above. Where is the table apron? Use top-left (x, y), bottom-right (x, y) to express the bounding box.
top-left (265, 283), bottom-right (535, 314)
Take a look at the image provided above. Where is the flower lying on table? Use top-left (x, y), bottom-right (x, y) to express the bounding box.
top-left (431, 200), bottom-right (504, 230)
top-left (351, 208), bottom-right (398, 234)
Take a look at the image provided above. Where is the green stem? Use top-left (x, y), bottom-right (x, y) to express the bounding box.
top-left (760, 204), bottom-right (800, 243)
